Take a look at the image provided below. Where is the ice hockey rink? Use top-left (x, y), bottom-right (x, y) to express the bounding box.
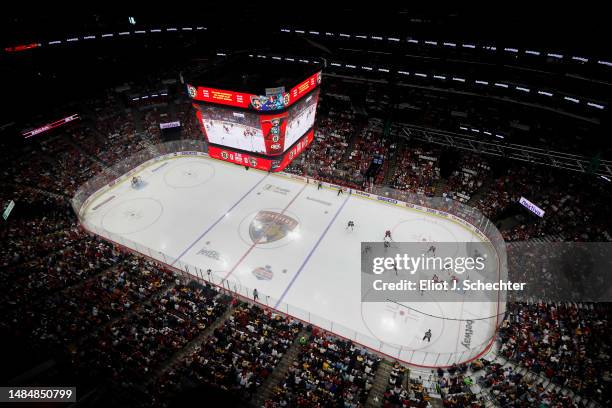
top-left (78, 154), bottom-right (503, 366)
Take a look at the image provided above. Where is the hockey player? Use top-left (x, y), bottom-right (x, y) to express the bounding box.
top-left (423, 329), bottom-right (432, 342)
top-left (427, 245), bottom-right (436, 256)
top-left (318, 181), bottom-right (323, 190)
top-left (384, 230), bottom-right (392, 240)
top-left (131, 176), bottom-right (142, 188)
top-left (346, 220), bottom-right (355, 231)
top-left (337, 187), bottom-right (344, 196)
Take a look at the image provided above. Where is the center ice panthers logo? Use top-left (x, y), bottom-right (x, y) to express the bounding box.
top-left (249, 210), bottom-right (299, 244)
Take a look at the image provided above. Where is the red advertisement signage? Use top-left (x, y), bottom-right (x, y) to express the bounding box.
top-left (288, 71), bottom-right (322, 105)
top-left (187, 70), bottom-right (322, 111)
top-left (208, 146), bottom-right (272, 171)
top-left (4, 43), bottom-right (40, 53)
top-left (22, 114), bottom-right (80, 139)
top-left (188, 85), bottom-right (253, 109)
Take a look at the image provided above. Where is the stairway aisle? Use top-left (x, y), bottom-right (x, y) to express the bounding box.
top-left (342, 120), bottom-right (368, 161)
top-left (433, 179), bottom-right (448, 197)
top-left (251, 329), bottom-right (310, 407)
top-left (383, 141), bottom-right (403, 185)
top-left (365, 360), bottom-right (394, 407)
top-left (142, 302), bottom-right (234, 387)
top-left (466, 177), bottom-right (493, 206)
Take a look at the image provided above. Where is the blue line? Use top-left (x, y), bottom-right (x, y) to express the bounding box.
top-left (275, 194), bottom-right (350, 308)
top-left (170, 173), bottom-right (268, 266)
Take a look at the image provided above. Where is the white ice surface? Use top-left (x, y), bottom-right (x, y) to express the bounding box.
top-left (81, 155), bottom-right (501, 366)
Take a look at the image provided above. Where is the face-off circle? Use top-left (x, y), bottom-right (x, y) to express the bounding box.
top-left (392, 218), bottom-right (462, 258)
top-left (163, 161), bottom-right (215, 188)
top-left (102, 198), bottom-right (163, 234)
top-left (360, 286), bottom-right (446, 350)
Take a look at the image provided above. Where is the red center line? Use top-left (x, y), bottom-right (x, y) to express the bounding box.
top-left (222, 182), bottom-right (308, 283)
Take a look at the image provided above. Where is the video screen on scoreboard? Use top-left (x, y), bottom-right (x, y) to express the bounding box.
top-left (196, 105), bottom-right (267, 154)
top-left (285, 88), bottom-right (319, 150)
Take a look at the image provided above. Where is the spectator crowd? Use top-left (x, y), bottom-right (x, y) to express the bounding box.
top-left (0, 75), bottom-right (609, 407)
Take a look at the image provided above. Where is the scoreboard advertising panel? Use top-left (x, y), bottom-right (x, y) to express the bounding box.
top-left (187, 71), bottom-right (322, 112)
top-left (194, 88), bottom-right (319, 156)
top-left (287, 71), bottom-right (322, 105)
top-left (208, 128), bottom-right (315, 172)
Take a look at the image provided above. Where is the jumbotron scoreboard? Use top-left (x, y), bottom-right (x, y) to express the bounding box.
top-left (186, 55), bottom-right (323, 171)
